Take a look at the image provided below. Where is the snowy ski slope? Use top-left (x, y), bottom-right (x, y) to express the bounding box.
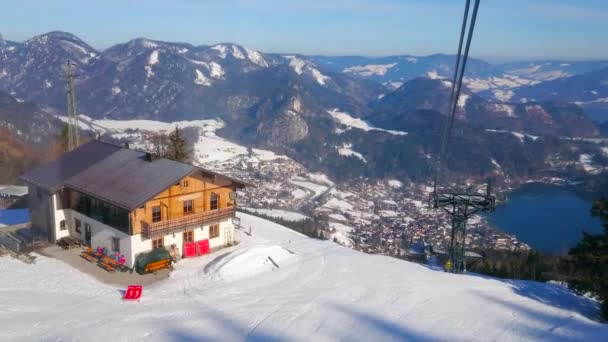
top-left (0, 213), bottom-right (606, 341)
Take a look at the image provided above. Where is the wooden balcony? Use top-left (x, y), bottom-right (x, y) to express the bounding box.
top-left (141, 207), bottom-right (236, 238)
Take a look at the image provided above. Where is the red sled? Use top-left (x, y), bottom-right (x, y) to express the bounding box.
top-left (123, 285), bottom-right (143, 300)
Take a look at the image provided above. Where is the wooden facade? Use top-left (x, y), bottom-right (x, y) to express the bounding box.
top-left (130, 171), bottom-right (237, 236)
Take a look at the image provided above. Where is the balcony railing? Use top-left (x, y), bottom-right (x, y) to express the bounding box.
top-left (141, 207), bottom-right (236, 238)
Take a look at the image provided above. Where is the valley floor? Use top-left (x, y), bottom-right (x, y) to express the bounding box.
top-left (0, 213), bottom-right (606, 341)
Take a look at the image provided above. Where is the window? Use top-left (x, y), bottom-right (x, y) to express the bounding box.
top-left (183, 230), bottom-right (194, 243)
top-left (75, 219), bottom-right (81, 233)
top-left (210, 224), bottom-right (220, 238)
top-left (152, 206), bottom-right (161, 222)
top-left (183, 200), bottom-right (193, 214)
top-left (112, 237), bottom-right (120, 253)
top-left (210, 193), bottom-right (219, 210)
top-left (59, 220), bottom-right (67, 231)
top-left (183, 180), bottom-right (189, 187)
top-left (152, 237), bottom-right (164, 249)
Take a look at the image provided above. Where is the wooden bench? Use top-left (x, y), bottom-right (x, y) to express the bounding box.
top-left (97, 260), bottom-right (116, 272)
top-left (144, 258), bottom-right (172, 273)
top-left (80, 252), bottom-right (97, 263)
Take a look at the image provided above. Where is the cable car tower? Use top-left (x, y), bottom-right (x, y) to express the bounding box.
top-left (64, 60), bottom-right (80, 151)
top-left (430, 0), bottom-right (495, 273)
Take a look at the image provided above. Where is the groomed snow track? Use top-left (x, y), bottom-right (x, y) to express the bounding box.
top-left (0, 213), bottom-right (606, 341)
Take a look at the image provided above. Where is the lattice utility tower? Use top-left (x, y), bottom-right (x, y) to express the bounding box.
top-left (64, 60), bottom-right (80, 151)
top-left (431, 181), bottom-right (495, 273)
top-left (430, 0), bottom-right (494, 273)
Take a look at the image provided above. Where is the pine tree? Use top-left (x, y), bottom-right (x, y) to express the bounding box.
top-left (49, 123), bottom-right (70, 158)
top-left (151, 132), bottom-right (169, 158)
top-left (569, 199), bottom-right (608, 320)
top-left (167, 127), bottom-right (189, 163)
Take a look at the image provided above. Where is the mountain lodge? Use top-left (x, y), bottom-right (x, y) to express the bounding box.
top-left (19, 140), bottom-right (248, 268)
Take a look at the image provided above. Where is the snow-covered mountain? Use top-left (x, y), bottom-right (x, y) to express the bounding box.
top-left (0, 90), bottom-right (62, 145)
top-left (370, 78), bottom-right (600, 137)
top-left (312, 55), bottom-right (608, 105)
top-left (511, 67), bottom-right (608, 122)
top-left (1, 32), bottom-right (604, 184)
top-left (1, 212), bottom-right (606, 341)
top-left (0, 31), bottom-right (381, 123)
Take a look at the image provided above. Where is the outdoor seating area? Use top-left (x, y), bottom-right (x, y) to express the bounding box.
top-left (80, 247), bottom-right (130, 273)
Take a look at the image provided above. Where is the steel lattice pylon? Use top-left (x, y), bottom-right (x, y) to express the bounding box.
top-left (431, 183), bottom-right (495, 273)
top-left (64, 60), bottom-right (80, 151)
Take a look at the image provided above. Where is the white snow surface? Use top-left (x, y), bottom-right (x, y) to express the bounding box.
top-left (111, 86), bottom-right (121, 96)
top-left (91, 117), bottom-right (224, 133)
top-left (242, 207), bottom-right (309, 221)
top-left (290, 180), bottom-right (328, 199)
top-left (336, 143), bottom-right (367, 162)
top-left (209, 62), bottom-right (225, 79)
top-left (245, 48), bottom-right (268, 67)
top-left (284, 55), bottom-right (330, 85)
top-left (210, 44), bottom-right (228, 58)
top-left (148, 50), bottom-right (159, 65)
top-left (457, 94), bottom-right (470, 108)
top-left (328, 109), bottom-right (407, 136)
top-left (1, 212), bottom-right (606, 341)
top-left (144, 50), bottom-right (159, 79)
top-left (486, 129), bottom-right (539, 142)
top-left (427, 70), bottom-right (446, 80)
top-left (306, 173), bottom-right (334, 186)
top-left (343, 63), bottom-right (397, 76)
top-left (193, 131), bottom-right (286, 164)
top-left (387, 179), bottom-right (403, 189)
top-left (194, 69), bottom-right (212, 86)
top-left (57, 116), bottom-right (287, 166)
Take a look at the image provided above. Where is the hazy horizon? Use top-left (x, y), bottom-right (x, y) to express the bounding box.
top-left (1, 0), bottom-right (608, 60)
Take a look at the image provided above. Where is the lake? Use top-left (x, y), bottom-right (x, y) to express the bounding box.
top-left (488, 182), bottom-right (604, 253)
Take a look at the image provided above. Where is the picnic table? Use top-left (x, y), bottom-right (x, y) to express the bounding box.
top-left (98, 256), bottom-right (129, 273)
top-left (80, 249), bottom-right (98, 263)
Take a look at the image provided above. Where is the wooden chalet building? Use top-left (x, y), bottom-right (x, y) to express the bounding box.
top-left (20, 140), bottom-right (248, 268)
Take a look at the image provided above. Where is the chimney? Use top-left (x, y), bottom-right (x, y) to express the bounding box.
top-left (144, 152), bottom-right (159, 162)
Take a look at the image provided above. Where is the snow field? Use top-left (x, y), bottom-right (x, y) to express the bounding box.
top-left (241, 207), bottom-right (309, 222)
top-left (328, 109), bottom-right (407, 136)
top-left (1, 212), bottom-right (606, 341)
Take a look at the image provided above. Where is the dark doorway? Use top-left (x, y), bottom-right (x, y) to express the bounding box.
top-left (84, 223), bottom-right (92, 246)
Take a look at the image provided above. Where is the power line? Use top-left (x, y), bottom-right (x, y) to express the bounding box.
top-left (430, 0), bottom-right (493, 274)
top-left (434, 0), bottom-right (471, 195)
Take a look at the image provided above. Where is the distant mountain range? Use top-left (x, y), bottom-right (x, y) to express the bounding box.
top-left (313, 55), bottom-right (608, 115)
top-left (0, 31), bottom-right (606, 184)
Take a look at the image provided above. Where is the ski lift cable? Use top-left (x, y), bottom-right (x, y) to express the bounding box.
top-left (434, 0), bottom-right (471, 195)
top-left (433, 0), bottom-right (481, 194)
top-left (447, 0), bottom-right (481, 136)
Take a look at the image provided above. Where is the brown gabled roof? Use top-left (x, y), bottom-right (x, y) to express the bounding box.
top-left (20, 140), bottom-right (250, 210)
top-left (20, 141), bottom-right (121, 192)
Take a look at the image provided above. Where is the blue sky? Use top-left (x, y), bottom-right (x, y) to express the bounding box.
top-left (1, 0), bottom-right (607, 60)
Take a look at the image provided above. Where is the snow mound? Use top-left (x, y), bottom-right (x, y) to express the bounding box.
top-left (208, 245), bottom-right (297, 282)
